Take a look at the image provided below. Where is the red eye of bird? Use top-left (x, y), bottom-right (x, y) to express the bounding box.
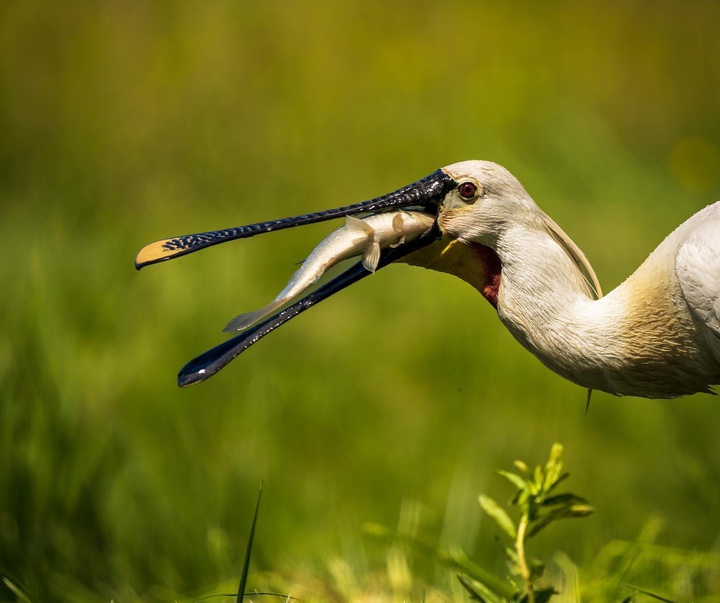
top-left (459, 181), bottom-right (478, 199)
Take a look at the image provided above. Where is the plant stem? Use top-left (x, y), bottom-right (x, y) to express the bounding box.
top-left (516, 514), bottom-right (535, 603)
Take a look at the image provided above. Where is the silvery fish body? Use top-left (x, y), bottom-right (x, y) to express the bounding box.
top-left (223, 210), bottom-right (435, 332)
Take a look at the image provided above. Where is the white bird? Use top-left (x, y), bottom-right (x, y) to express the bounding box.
top-left (409, 161), bottom-right (720, 398)
top-left (136, 160), bottom-right (720, 396)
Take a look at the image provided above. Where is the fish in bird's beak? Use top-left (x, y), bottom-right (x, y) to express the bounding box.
top-left (135, 168), bottom-right (459, 386)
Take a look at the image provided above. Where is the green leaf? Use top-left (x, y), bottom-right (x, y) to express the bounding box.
top-left (510, 488), bottom-right (529, 507)
top-left (526, 503), bottom-right (595, 538)
top-left (541, 493), bottom-right (587, 508)
top-left (566, 504), bottom-right (594, 517)
top-left (504, 545), bottom-right (519, 566)
top-left (457, 573), bottom-right (510, 603)
top-left (504, 545), bottom-right (521, 577)
top-left (545, 472), bottom-right (569, 494)
top-left (548, 443), bottom-right (564, 467)
top-left (529, 505), bottom-right (574, 538)
top-left (449, 548), bottom-right (517, 599)
top-left (497, 469), bottom-right (528, 492)
top-left (526, 516), bottom-right (554, 539)
top-left (542, 444), bottom-right (565, 492)
top-left (512, 586), bottom-right (558, 603)
top-left (513, 460), bottom-right (532, 478)
top-left (528, 557), bottom-right (546, 581)
top-left (534, 586), bottom-right (559, 603)
top-left (532, 466), bottom-right (544, 494)
top-left (479, 494), bottom-right (517, 540)
top-left (625, 585), bottom-right (676, 603)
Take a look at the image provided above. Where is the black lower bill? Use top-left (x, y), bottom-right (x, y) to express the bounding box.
top-left (177, 227), bottom-right (441, 387)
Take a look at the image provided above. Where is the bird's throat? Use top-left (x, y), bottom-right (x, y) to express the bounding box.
top-left (402, 238), bottom-right (502, 308)
top-left (470, 243), bottom-right (502, 308)
top-left (402, 238), bottom-right (502, 309)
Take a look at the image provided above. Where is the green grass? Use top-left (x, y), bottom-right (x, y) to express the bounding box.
top-left (2, 1), bottom-right (720, 600)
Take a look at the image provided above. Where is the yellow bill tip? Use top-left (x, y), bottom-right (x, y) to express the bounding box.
top-left (134, 238), bottom-right (184, 269)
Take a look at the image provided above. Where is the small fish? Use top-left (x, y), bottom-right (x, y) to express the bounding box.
top-left (223, 210), bottom-right (435, 332)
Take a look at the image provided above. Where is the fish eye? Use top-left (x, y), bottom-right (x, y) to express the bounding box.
top-left (458, 181), bottom-right (480, 200)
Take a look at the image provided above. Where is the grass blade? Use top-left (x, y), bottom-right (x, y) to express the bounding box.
top-left (237, 482), bottom-right (263, 602)
top-left (2, 578), bottom-right (32, 603)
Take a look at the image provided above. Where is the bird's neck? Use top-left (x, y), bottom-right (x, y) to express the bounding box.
top-left (494, 226), bottom-right (598, 356)
top-left (492, 225), bottom-right (711, 397)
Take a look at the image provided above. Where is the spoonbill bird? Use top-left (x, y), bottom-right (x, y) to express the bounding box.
top-left (136, 160), bottom-right (720, 397)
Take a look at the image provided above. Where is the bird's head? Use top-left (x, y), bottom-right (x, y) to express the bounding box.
top-left (436, 160), bottom-right (536, 248)
top-left (421, 160), bottom-right (600, 302)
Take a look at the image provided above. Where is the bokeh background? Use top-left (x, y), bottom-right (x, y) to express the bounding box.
top-left (1, 1), bottom-right (720, 600)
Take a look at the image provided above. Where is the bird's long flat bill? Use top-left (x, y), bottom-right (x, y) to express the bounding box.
top-left (177, 228), bottom-right (440, 387)
top-left (135, 168), bottom-right (456, 269)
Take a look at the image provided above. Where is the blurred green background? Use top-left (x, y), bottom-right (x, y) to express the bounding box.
top-left (2, 1), bottom-right (720, 600)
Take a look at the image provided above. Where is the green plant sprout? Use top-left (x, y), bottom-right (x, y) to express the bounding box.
top-left (365, 443), bottom-right (594, 603)
top-left (459, 443), bottom-right (593, 603)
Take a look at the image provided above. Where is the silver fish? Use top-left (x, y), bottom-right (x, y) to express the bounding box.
top-left (223, 210), bottom-right (435, 332)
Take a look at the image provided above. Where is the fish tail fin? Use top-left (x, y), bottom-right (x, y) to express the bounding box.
top-left (222, 300), bottom-right (284, 332)
top-left (362, 241), bottom-right (381, 273)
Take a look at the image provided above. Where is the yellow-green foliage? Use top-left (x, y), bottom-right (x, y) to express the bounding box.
top-left (1, 1), bottom-right (720, 601)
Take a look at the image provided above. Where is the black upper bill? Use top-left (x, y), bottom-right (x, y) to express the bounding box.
top-left (135, 168), bottom-right (456, 269)
top-left (177, 225), bottom-right (442, 387)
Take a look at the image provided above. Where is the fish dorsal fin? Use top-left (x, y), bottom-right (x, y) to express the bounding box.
top-left (389, 212), bottom-right (407, 247)
top-left (391, 212), bottom-right (405, 235)
top-left (539, 212), bottom-right (603, 299)
top-left (362, 242), bottom-right (381, 273)
top-left (345, 215), bottom-right (374, 241)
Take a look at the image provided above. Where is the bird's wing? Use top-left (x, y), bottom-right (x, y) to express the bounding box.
top-left (676, 204), bottom-right (720, 339)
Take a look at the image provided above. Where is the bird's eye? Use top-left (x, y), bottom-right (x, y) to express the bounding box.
top-left (458, 181), bottom-right (478, 200)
